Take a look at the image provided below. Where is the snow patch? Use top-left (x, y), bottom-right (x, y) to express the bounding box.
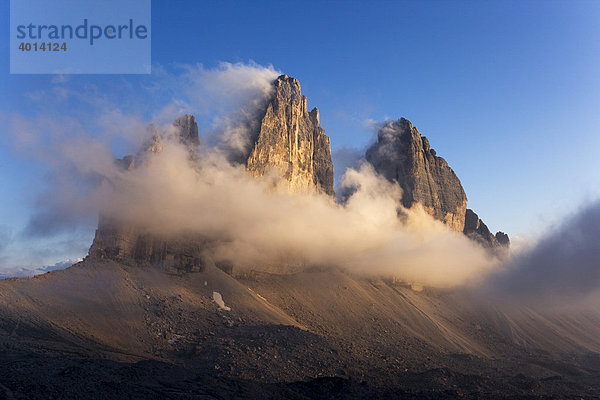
top-left (212, 291), bottom-right (231, 311)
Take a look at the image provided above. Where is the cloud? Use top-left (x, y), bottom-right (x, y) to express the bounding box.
top-left (50, 74), bottom-right (69, 84)
top-left (184, 62), bottom-right (280, 161)
top-left (122, 62), bottom-right (281, 161)
top-left (7, 62), bottom-right (497, 289)
top-left (47, 127), bottom-right (496, 288)
top-left (481, 200), bottom-right (600, 306)
top-left (146, 61), bottom-right (280, 126)
top-left (14, 61), bottom-right (281, 157)
top-left (332, 146), bottom-right (364, 189)
top-left (8, 62), bottom-right (281, 236)
top-left (363, 118), bottom-right (383, 132)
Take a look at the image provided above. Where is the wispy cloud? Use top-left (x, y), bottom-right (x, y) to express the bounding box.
top-left (482, 200), bottom-right (600, 307)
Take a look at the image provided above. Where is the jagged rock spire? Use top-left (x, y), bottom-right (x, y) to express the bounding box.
top-left (366, 118), bottom-right (468, 232)
top-left (365, 117), bottom-right (509, 250)
top-left (246, 75), bottom-right (334, 196)
top-left (173, 114), bottom-right (199, 146)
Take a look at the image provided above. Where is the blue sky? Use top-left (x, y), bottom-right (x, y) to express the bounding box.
top-left (1, 0), bottom-right (599, 271)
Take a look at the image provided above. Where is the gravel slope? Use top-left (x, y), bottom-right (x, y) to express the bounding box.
top-left (1, 260), bottom-right (599, 398)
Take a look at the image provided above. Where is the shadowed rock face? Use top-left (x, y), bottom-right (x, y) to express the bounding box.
top-left (246, 75), bottom-right (334, 196)
top-left (463, 208), bottom-right (510, 250)
top-left (88, 115), bottom-right (207, 271)
top-left (365, 118), bottom-right (509, 250)
top-left (366, 118), bottom-right (467, 232)
top-left (495, 231), bottom-right (510, 246)
top-left (173, 114), bottom-right (199, 147)
top-left (464, 208), bottom-right (493, 244)
top-left (88, 220), bottom-right (208, 271)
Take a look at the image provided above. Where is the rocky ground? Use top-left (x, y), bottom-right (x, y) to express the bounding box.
top-left (1, 346), bottom-right (599, 399)
top-left (1, 260), bottom-right (600, 399)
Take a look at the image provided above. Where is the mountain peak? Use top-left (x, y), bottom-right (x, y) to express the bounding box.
top-left (89, 75), bottom-right (335, 268)
top-left (367, 117), bottom-right (468, 232)
top-left (247, 75), bottom-right (334, 196)
top-left (366, 117), bottom-right (509, 250)
top-left (173, 114), bottom-right (199, 146)
top-left (275, 74), bottom-right (296, 83)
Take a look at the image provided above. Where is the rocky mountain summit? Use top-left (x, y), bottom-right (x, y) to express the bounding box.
top-left (90, 77), bottom-right (509, 272)
top-left (90, 77), bottom-right (508, 271)
top-left (366, 118), bottom-right (467, 232)
top-left (90, 76), bottom-right (336, 269)
top-left (365, 118), bottom-right (508, 249)
top-left (246, 75), bottom-right (334, 196)
top-left (173, 114), bottom-right (200, 147)
top-left (89, 114), bottom-right (207, 270)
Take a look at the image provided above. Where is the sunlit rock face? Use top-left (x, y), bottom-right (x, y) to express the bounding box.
top-left (365, 118), bottom-right (467, 232)
top-left (246, 75), bottom-right (334, 196)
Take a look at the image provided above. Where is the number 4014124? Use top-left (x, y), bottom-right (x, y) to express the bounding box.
top-left (18, 42), bottom-right (67, 52)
